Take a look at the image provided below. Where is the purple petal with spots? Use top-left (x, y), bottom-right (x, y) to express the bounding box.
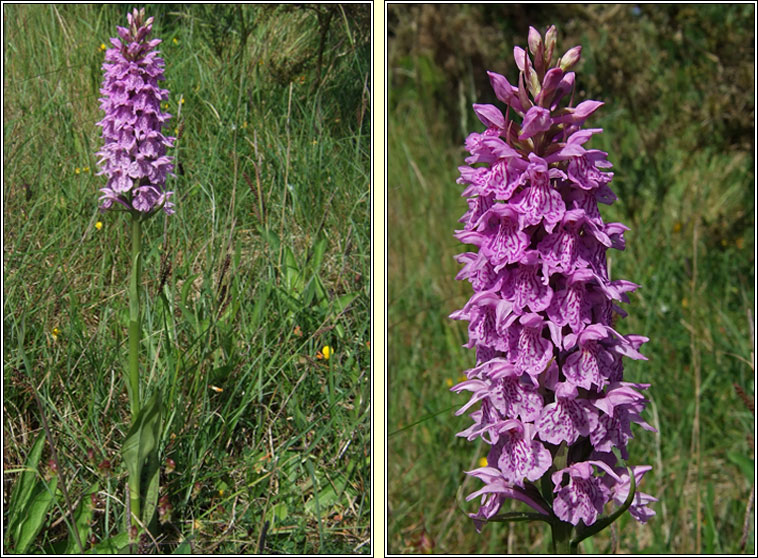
top-left (551, 462), bottom-right (610, 526)
top-left (491, 420), bottom-right (552, 487)
top-left (536, 382), bottom-right (597, 444)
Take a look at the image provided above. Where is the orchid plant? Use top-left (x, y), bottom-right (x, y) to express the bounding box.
top-left (95, 8), bottom-right (175, 540)
top-left (451, 25), bottom-right (656, 553)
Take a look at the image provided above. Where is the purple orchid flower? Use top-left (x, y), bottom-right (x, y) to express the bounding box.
top-left (96, 8), bottom-right (175, 215)
top-left (451, 25), bottom-right (654, 538)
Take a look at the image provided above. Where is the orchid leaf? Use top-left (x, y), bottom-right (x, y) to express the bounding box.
top-left (727, 450), bottom-right (754, 482)
top-left (85, 532), bottom-right (130, 554)
top-left (142, 451), bottom-right (161, 530)
top-left (6, 433), bottom-right (46, 548)
top-left (487, 511), bottom-right (553, 525)
top-left (122, 392), bottom-right (162, 525)
top-left (122, 392), bottom-right (161, 482)
top-left (172, 537), bottom-right (193, 554)
top-left (306, 235), bottom-right (328, 274)
top-left (15, 476), bottom-right (58, 554)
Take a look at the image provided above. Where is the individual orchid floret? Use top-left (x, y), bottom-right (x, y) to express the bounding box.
top-left (536, 382), bottom-right (598, 445)
top-left (96, 8), bottom-right (175, 215)
top-left (551, 461), bottom-right (611, 526)
top-left (450, 25), bottom-right (654, 549)
top-left (489, 419), bottom-right (552, 487)
top-left (606, 465), bottom-right (658, 523)
top-left (466, 466), bottom-right (551, 533)
top-left (519, 106), bottom-right (552, 140)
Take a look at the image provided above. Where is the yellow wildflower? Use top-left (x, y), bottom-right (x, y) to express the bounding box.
top-left (478, 457), bottom-right (488, 468)
top-left (445, 378), bottom-right (453, 387)
top-left (95, 221), bottom-right (103, 231)
top-left (99, 43), bottom-right (106, 51)
top-left (172, 37), bottom-right (178, 45)
top-left (317, 346), bottom-right (333, 360)
top-left (51, 327), bottom-right (61, 341)
top-left (75, 167), bottom-right (81, 174)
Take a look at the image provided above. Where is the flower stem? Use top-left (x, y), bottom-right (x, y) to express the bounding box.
top-left (550, 519), bottom-right (573, 554)
top-left (127, 213), bottom-right (142, 527)
top-left (128, 214), bottom-right (142, 417)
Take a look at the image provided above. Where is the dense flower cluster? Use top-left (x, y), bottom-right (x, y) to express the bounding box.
top-left (451, 26), bottom-right (656, 529)
top-left (96, 8), bottom-right (175, 215)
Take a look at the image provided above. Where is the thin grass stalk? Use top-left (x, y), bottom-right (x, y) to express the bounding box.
top-left (32, 387), bottom-right (84, 553)
top-left (278, 81), bottom-right (294, 268)
top-left (690, 220), bottom-right (701, 553)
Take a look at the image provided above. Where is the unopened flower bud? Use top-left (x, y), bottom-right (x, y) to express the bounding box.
top-left (544, 25), bottom-right (557, 64)
top-left (559, 45), bottom-right (582, 71)
top-left (165, 457), bottom-right (176, 474)
top-left (97, 459), bottom-right (111, 474)
top-left (528, 26), bottom-right (543, 57)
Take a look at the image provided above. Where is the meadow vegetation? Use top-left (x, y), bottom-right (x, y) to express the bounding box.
top-left (388, 4), bottom-right (754, 554)
top-left (4, 4), bottom-right (370, 554)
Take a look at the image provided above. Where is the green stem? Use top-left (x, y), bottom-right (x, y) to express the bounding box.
top-left (128, 214), bottom-right (142, 417)
top-left (127, 213), bottom-right (142, 527)
top-left (129, 476), bottom-right (141, 533)
top-left (551, 519), bottom-right (573, 554)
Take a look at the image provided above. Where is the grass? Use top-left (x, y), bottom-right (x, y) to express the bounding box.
top-left (387, 4), bottom-right (754, 555)
top-left (3, 4), bottom-right (370, 554)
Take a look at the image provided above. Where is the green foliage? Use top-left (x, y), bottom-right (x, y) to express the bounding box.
top-left (121, 391), bottom-right (162, 528)
top-left (85, 532), bottom-right (130, 554)
top-left (388, 3), bottom-right (753, 555)
top-left (5, 435), bottom-right (59, 554)
top-left (3, 3), bottom-right (369, 554)
top-left (64, 483), bottom-right (99, 554)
